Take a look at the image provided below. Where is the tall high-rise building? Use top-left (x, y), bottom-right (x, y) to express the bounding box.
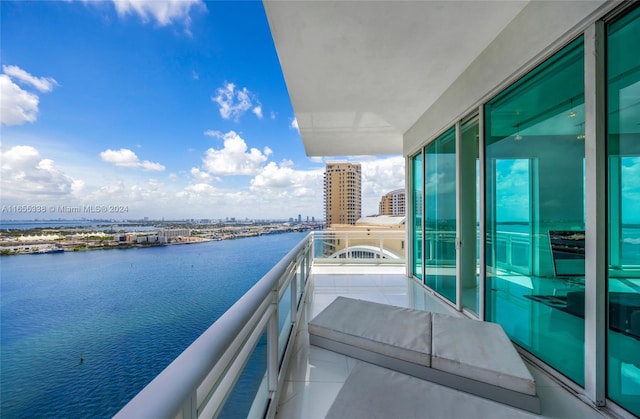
top-left (379, 189), bottom-right (406, 216)
top-left (324, 162), bottom-right (361, 226)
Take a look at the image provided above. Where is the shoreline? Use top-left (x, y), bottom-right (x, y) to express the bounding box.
top-left (0, 227), bottom-right (314, 256)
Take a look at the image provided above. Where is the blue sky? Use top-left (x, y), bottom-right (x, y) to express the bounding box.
top-left (0, 0), bottom-right (405, 221)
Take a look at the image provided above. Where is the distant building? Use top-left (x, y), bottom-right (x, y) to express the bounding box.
top-left (324, 162), bottom-right (362, 226)
top-left (379, 188), bottom-right (406, 216)
top-left (159, 229), bottom-right (190, 239)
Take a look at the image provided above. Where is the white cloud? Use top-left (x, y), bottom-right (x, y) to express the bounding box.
top-left (202, 131), bottom-right (270, 176)
top-left (111, 0), bottom-right (205, 31)
top-left (0, 75), bottom-right (39, 126)
top-left (247, 155), bottom-right (404, 217)
top-left (251, 162), bottom-right (295, 189)
top-left (140, 161), bottom-right (166, 172)
top-left (360, 156), bottom-right (406, 215)
top-left (495, 159), bottom-right (531, 222)
top-left (290, 117), bottom-right (299, 131)
top-left (0, 65), bottom-right (57, 126)
top-left (203, 129), bottom-right (223, 138)
top-left (100, 148), bottom-right (165, 171)
top-left (100, 148), bottom-right (139, 167)
top-left (82, 178), bottom-right (170, 211)
top-left (190, 167), bottom-right (220, 184)
top-left (212, 82), bottom-right (262, 121)
top-left (0, 145), bottom-right (79, 198)
top-left (244, 161), bottom-right (324, 218)
top-left (180, 183), bottom-right (217, 196)
top-left (251, 160), bottom-right (324, 198)
top-left (2, 65), bottom-right (58, 93)
top-left (361, 156), bottom-right (405, 191)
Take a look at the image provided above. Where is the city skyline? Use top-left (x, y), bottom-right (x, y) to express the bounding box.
top-left (0, 1), bottom-right (404, 221)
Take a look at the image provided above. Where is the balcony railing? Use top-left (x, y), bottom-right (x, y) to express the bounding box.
top-left (115, 234), bottom-right (313, 419)
top-left (312, 230), bottom-right (406, 264)
top-left (114, 230), bottom-right (406, 418)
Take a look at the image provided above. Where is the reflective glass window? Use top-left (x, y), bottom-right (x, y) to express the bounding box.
top-left (607, 6), bottom-right (640, 415)
top-left (485, 37), bottom-right (586, 385)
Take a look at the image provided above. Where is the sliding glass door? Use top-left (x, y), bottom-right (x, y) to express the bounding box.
top-left (606, 6), bottom-right (640, 415)
top-left (424, 127), bottom-right (457, 304)
top-left (485, 37), bottom-right (586, 385)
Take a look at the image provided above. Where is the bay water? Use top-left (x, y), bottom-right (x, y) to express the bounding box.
top-left (0, 232), bottom-right (307, 418)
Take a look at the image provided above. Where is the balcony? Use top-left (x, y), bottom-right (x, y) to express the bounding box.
top-left (116, 232), bottom-right (612, 419)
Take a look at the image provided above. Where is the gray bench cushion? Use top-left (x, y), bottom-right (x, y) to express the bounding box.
top-left (431, 313), bottom-right (537, 396)
top-left (308, 296), bottom-right (432, 366)
top-left (308, 297), bottom-right (540, 413)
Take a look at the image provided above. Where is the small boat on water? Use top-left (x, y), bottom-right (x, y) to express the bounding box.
top-left (30, 248), bottom-right (65, 254)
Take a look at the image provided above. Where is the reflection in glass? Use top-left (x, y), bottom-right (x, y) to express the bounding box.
top-left (412, 153), bottom-right (423, 280)
top-left (278, 282), bottom-right (292, 361)
top-left (607, 6), bottom-right (640, 416)
top-left (218, 331), bottom-right (268, 418)
top-left (485, 37), bottom-right (585, 385)
top-left (424, 127), bottom-right (457, 303)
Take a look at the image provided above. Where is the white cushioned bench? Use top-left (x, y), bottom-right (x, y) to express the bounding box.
top-left (308, 297), bottom-right (540, 413)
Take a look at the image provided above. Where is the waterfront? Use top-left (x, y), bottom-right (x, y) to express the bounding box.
top-left (0, 220), bottom-right (321, 255)
top-left (0, 232), bottom-right (306, 418)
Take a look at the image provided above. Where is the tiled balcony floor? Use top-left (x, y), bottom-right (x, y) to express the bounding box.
top-left (275, 265), bottom-right (611, 419)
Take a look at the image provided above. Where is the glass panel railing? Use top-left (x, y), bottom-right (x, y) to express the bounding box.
top-left (278, 282), bottom-right (293, 362)
top-left (217, 331), bottom-right (268, 419)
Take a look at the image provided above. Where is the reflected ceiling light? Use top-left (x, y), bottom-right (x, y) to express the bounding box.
top-left (514, 124), bottom-right (523, 141)
top-left (577, 122), bottom-right (585, 140)
top-left (568, 99), bottom-right (577, 118)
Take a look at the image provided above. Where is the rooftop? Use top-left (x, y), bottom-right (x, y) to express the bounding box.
top-left (355, 215), bottom-right (405, 226)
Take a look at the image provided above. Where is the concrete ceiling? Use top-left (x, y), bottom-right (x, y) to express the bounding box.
top-left (263, 0), bottom-right (529, 157)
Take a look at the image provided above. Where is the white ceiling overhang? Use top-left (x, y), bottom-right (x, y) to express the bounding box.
top-left (263, 0), bottom-right (529, 157)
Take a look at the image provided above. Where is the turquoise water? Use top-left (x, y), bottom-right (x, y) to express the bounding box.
top-left (0, 232), bottom-right (306, 418)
